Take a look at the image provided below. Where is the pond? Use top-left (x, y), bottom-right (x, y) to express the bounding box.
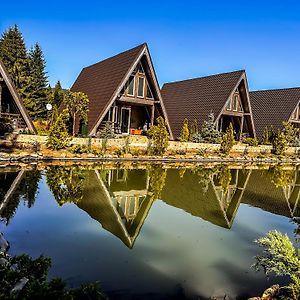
top-left (0, 163), bottom-right (299, 299)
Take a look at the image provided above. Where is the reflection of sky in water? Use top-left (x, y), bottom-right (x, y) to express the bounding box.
top-left (1, 167), bottom-right (298, 299)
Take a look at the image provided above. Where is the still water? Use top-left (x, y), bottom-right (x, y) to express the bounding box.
top-left (0, 163), bottom-right (299, 299)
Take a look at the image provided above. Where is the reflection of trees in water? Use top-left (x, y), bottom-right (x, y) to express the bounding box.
top-left (216, 166), bottom-right (232, 196)
top-left (147, 164), bottom-right (167, 200)
top-left (46, 166), bottom-right (85, 206)
top-left (0, 170), bottom-right (41, 224)
top-left (269, 165), bottom-right (295, 188)
top-left (192, 165), bottom-right (217, 193)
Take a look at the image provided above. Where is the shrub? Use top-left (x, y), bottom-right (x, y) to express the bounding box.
top-left (282, 121), bottom-right (299, 145)
top-left (243, 137), bottom-right (258, 146)
top-left (0, 251), bottom-right (107, 300)
top-left (220, 123), bottom-right (235, 156)
top-left (192, 133), bottom-right (204, 143)
top-left (96, 122), bottom-right (115, 139)
top-left (262, 125), bottom-right (275, 145)
top-left (189, 119), bottom-right (198, 141)
top-left (0, 118), bottom-right (13, 136)
top-left (196, 112), bottom-right (221, 143)
top-left (47, 108), bottom-right (70, 150)
top-left (272, 129), bottom-right (287, 156)
top-left (253, 230), bottom-right (300, 299)
top-left (148, 116), bottom-right (169, 155)
top-left (123, 136), bottom-right (130, 154)
top-left (180, 118), bottom-right (189, 142)
top-left (69, 144), bottom-right (88, 154)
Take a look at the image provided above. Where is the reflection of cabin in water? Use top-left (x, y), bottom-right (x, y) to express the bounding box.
top-left (161, 168), bottom-right (252, 229)
top-left (76, 169), bottom-right (154, 248)
top-left (242, 169), bottom-right (300, 218)
top-left (0, 170), bottom-right (25, 217)
top-left (0, 60), bottom-right (35, 134)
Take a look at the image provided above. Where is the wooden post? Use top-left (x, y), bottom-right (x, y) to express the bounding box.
top-left (239, 115), bottom-right (244, 141)
top-left (0, 83), bottom-right (2, 113)
top-left (111, 106), bottom-right (115, 132)
top-left (150, 104), bottom-right (155, 126)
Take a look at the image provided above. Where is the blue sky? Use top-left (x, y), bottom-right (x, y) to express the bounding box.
top-left (1, 0), bottom-right (300, 90)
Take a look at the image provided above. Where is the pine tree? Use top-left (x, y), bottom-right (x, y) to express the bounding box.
top-left (148, 116), bottom-right (169, 155)
top-left (220, 123), bottom-right (235, 156)
top-left (180, 118), bottom-right (189, 142)
top-left (47, 107), bottom-right (70, 150)
top-left (262, 126), bottom-right (270, 145)
top-left (52, 80), bottom-right (65, 107)
top-left (189, 119), bottom-right (198, 141)
top-left (27, 43), bottom-right (49, 119)
top-left (0, 25), bottom-right (30, 101)
top-left (199, 112), bottom-right (221, 143)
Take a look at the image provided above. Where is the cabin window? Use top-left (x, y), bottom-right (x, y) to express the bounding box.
top-left (127, 75), bottom-right (135, 96)
top-left (233, 95), bottom-right (238, 111)
top-left (137, 62), bottom-right (145, 74)
top-left (146, 83), bottom-right (154, 99)
top-left (137, 77), bottom-right (145, 98)
top-left (227, 99), bottom-right (232, 110)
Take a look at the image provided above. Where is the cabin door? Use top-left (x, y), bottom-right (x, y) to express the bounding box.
top-left (121, 107), bottom-right (131, 134)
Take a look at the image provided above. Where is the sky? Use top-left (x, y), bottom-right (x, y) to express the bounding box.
top-left (1, 0), bottom-right (300, 90)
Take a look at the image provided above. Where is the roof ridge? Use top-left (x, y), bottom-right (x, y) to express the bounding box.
top-left (250, 86), bottom-right (300, 93)
top-left (83, 43), bottom-right (147, 70)
top-left (162, 69), bottom-right (245, 86)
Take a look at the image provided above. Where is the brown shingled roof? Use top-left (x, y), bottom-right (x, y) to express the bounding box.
top-left (71, 43), bottom-right (146, 134)
top-left (161, 70), bottom-right (245, 138)
top-left (250, 88), bottom-right (300, 140)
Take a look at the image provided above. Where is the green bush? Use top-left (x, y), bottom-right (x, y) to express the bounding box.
top-left (179, 118), bottom-right (189, 142)
top-left (0, 251), bottom-right (107, 300)
top-left (272, 129), bottom-right (287, 156)
top-left (220, 123), bottom-right (235, 156)
top-left (69, 144), bottom-right (88, 154)
top-left (148, 116), bottom-right (169, 155)
top-left (96, 122), bottom-right (115, 139)
top-left (47, 108), bottom-right (70, 150)
top-left (243, 137), bottom-right (258, 146)
top-left (194, 113), bottom-right (221, 143)
top-left (254, 230), bottom-right (300, 299)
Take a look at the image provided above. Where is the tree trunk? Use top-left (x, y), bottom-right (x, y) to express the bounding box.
top-left (73, 112), bottom-right (76, 136)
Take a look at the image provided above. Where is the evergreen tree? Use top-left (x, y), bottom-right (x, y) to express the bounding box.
top-left (47, 107), bottom-right (70, 150)
top-left (0, 25), bottom-right (30, 101)
top-left (27, 43), bottom-right (48, 119)
top-left (52, 80), bottom-right (65, 107)
top-left (189, 119), bottom-right (198, 141)
top-left (220, 123), bottom-right (235, 156)
top-left (180, 118), bottom-right (189, 142)
top-left (148, 116), bottom-right (169, 155)
top-left (198, 112), bottom-right (221, 143)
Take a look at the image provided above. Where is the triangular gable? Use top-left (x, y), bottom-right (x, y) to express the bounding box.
top-left (71, 43), bottom-right (173, 138)
top-left (161, 70), bottom-right (254, 139)
top-left (217, 71), bottom-right (256, 138)
top-left (250, 87), bottom-right (300, 140)
top-left (0, 60), bottom-right (35, 133)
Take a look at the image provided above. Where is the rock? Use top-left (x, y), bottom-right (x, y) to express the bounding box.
top-left (261, 285), bottom-right (279, 300)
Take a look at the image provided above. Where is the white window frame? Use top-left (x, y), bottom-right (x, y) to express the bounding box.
top-left (233, 94), bottom-right (238, 111)
top-left (127, 75), bottom-right (135, 97)
top-left (137, 76), bottom-right (145, 98)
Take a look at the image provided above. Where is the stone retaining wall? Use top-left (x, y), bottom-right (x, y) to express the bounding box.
top-left (14, 134), bottom-right (298, 155)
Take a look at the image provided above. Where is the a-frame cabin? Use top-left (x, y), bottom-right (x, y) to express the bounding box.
top-left (161, 70), bottom-right (256, 140)
top-left (250, 87), bottom-right (300, 141)
top-left (71, 43), bottom-right (173, 138)
top-left (0, 60), bottom-right (35, 134)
